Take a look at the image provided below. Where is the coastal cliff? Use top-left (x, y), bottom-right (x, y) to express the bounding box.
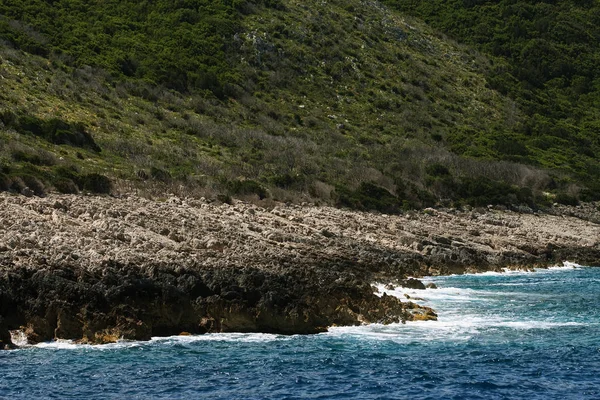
top-left (1, 192), bottom-right (599, 348)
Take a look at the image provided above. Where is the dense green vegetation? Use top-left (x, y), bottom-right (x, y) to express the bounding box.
top-left (0, 0), bottom-right (598, 210)
top-left (0, 0), bottom-right (246, 94)
top-left (383, 0), bottom-right (600, 199)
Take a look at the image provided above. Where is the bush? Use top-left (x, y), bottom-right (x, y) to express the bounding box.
top-left (414, 188), bottom-right (437, 208)
top-left (269, 173), bottom-right (304, 189)
top-left (19, 174), bottom-right (46, 196)
top-left (336, 182), bottom-right (400, 214)
top-left (0, 1), bottom-right (240, 97)
top-left (82, 173), bottom-right (112, 194)
top-left (136, 170), bottom-right (149, 180)
top-left (5, 112), bottom-right (101, 152)
top-left (150, 167), bottom-right (172, 182)
top-left (227, 179), bottom-right (268, 199)
top-left (554, 192), bottom-right (579, 206)
top-left (53, 179), bottom-right (79, 194)
top-left (12, 149), bottom-right (56, 166)
top-left (0, 110), bottom-right (17, 127)
top-left (217, 193), bottom-right (233, 204)
top-left (53, 165), bottom-right (82, 186)
top-left (579, 183), bottom-right (600, 202)
top-left (9, 176), bottom-right (26, 193)
top-left (516, 187), bottom-right (535, 207)
top-left (425, 163), bottom-right (451, 177)
top-left (431, 133), bottom-right (443, 142)
top-left (0, 173), bottom-right (11, 191)
top-left (6, 173), bottom-right (48, 196)
top-left (457, 177), bottom-right (526, 207)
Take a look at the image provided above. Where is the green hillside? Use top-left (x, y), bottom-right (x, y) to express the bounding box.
top-left (0, 0), bottom-right (597, 210)
top-left (383, 0), bottom-right (600, 200)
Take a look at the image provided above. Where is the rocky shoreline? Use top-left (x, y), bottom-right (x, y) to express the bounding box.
top-left (1, 192), bottom-right (599, 349)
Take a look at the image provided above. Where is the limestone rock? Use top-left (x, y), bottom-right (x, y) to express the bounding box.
top-left (0, 192), bottom-right (598, 346)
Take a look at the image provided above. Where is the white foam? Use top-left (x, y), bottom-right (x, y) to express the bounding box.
top-left (27, 332), bottom-right (287, 350)
top-left (414, 261), bottom-right (585, 281)
top-left (551, 261), bottom-right (582, 270)
top-left (34, 339), bottom-right (143, 350)
top-left (471, 261), bottom-right (583, 275)
top-left (376, 261), bottom-right (587, 302)
top-left (374, 283), bottom-right (502, 304)
top-left (324, 323), bottom-right (474, 343)
top-left (324, 314), bottom-right (587, 344)
top-left (368, 265), bottom-right (590, 343)
top-left (431, 315), bottom-right (586, 331)
top-left (150, 332), bottom-right (287, 344)
top-left (456, 268), bottom-right (537, 277)
top-left (35, 339), bottom-right (84, 350)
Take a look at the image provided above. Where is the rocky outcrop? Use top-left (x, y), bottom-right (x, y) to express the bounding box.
top-left (0, 193), bottom-right (598, 346)
top-left (0, 261), bottom-right (428, 345)
top-left (401, 278), bottom-right (427, 290)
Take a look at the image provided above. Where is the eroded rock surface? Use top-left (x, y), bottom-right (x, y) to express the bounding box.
top-left (0, 193), bottom-right (599, 346)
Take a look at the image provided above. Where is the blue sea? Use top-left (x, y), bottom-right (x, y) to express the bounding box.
top-left (2, 263), bottom-right (599, 399)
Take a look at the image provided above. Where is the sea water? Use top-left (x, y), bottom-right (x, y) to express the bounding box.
top-left (1, 263), bottom-right (599, 399)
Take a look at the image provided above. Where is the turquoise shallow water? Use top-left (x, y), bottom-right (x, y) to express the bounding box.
top-left (2, 264), bottom-right (600, 399)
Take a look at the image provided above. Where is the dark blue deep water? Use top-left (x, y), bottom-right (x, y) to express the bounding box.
top-left (2, 263), bottom-right (600, 399)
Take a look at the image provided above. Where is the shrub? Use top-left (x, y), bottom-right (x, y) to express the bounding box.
top-left (309, 180), bottom-right (334, 200)
top-left (12, 149), bottom-right (56, 166)
top-left (227, 179), bottom-right (268, 199)
top-left (82, 173), bottom-right (112, 194)
top-left (431, 133), bottom-right (443, 142)
top-left (53, 165), bottom-right (82, 186)
top-left (0, 110), bottom-right (17, 127)
top-left (17, 115), bottom-right (45, 136)
top-left (0, 173), bottom-right (11, 191)
top-left (453, 176), bottom-right (534, 208)
top-left (150, 167), bottom-right (172, 182)
top-left (336, 182), bottom-right (400, 214)
top-left (136, 170), bottom-right (149, 180)
top-left (414, 188), bottom-right (437, 208)
top-left (5, 113), bottom-right (101, 152)
top-left (426, 163), bottom-right (451, 177)
top-left (516, 187), bottom-right (535, 206)
top-left (19, 174), bottom-right (46, 196)
top-left (457, 177), bottom-right (518, 207)
top-left (217, 194), bottom-right (233, 204)
top-left (554, 192), bottom-right (579, 206)
top-left (9, 176), bottom-right (26, 193)
top-left (53, 179), bottom-right (79, 194)
top-left (269, 173), bottom-right (304, 189)
top-left (579, 182), bottom-right (600, 202)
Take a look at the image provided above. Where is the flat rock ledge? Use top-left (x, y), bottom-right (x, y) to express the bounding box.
top-left (1, 193), bottom-right (599, 348)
